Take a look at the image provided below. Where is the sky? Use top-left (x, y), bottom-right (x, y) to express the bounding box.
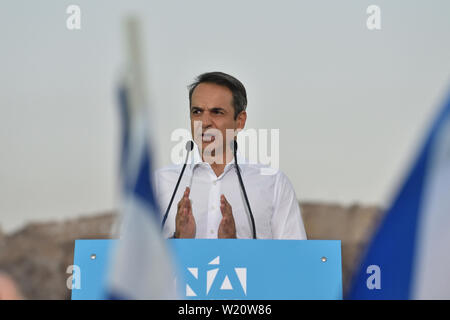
top-left (1, 0), bottom-right (450, 232)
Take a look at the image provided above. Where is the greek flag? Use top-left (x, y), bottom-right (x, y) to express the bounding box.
top-left (106, 18), bottom-right (178, 300)
top-left (348, 91), bottom-right (450, 299)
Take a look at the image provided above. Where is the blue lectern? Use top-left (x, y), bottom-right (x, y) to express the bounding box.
top-left (71, 239), bottom-right (342, 300)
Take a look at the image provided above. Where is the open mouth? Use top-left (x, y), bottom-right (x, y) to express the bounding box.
top-left (201, 133), bottom-right (216, 143)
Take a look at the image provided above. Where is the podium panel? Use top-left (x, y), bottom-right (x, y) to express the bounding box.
top-left (71, 239), bottom-right (342, 300)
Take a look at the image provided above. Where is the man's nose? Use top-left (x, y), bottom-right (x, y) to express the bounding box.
top-left (200, 111), bottom-right (213, 129)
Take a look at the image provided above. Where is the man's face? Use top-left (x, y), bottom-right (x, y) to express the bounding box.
top-left (190, 82), bottom-right (246, 161)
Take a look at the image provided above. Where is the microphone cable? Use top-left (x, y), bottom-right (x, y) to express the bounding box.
top-left (233, 140), bottom-right (257, 239)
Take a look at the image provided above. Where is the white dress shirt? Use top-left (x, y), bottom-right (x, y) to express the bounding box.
top-left (154, 145), bottom-right (307, 240)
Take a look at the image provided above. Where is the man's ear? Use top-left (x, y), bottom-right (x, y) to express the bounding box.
top-left (236, 111), bottom-right (247, 130)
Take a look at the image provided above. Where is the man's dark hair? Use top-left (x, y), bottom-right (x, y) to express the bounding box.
top-left (188, 71), bottom-right (247, 119)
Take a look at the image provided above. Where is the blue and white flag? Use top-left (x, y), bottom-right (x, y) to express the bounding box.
top-left (106, 18), bottom-right (178, 300)
top-left (348, 91), bottom-right (450, 299)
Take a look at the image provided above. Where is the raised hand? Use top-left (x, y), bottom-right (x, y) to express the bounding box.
top-left (175, 187), bottom-right (196, 238)
top-left (218, 194), bottom-right (236, 239)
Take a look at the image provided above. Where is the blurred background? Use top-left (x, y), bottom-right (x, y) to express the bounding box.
top-left (0, 0), bottom-right (449, 299)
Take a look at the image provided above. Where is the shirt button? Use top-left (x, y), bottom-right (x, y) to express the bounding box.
top-left (210, 229), bottom-right (214, 234)
top-left (213, 181), bottom-right (217, 186)
top-left (211, 205), bottom-right (215, 210)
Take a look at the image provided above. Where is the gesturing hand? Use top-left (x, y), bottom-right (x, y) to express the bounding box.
top-left (218, 194), bottom-right (236, 239)
top-left (175, 187), bottom-right (196, 238)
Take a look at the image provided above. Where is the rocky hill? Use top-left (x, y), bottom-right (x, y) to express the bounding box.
top-left (0, 203), bottom-right (382, 299)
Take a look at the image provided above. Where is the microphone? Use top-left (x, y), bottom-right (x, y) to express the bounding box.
top-left (232, 140), bottom-right (257, 239)
top-left (161, 140), bottom-right (194, 230)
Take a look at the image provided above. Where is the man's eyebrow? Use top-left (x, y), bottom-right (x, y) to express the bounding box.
top-left (190, 106), bottom-right (226, 112)
top-left (210, 107), bottom-right (225, 111)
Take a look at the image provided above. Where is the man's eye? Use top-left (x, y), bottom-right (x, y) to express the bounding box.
top-left (192, 110), bottom-right (200, 114)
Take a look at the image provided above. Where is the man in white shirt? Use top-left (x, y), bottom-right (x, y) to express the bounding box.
top-left (155, 72), bottom-right (307, 240)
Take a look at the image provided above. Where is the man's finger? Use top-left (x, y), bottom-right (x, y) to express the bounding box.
top-left (220, 195), bottom-right (232, 217)
top-left (184, 187), bottom-right (192, 205)
top-left (184, 187), bottom-right (190, 202)
top-left (179, 188), bottom-right (189, 209)
top-left (178, 187), bottom-right (189, 209)
top-left (221, 194), bottom-right (232, 209)
top-left (187, 197), bottom-right (193, 215)
top-left (179, 208), bottom-right (189, 224)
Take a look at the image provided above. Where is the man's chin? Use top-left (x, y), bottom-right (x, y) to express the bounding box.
top-left (195, 139), bottom-right (217, 149)
top-left (200, 142), bottom-right (225, 157)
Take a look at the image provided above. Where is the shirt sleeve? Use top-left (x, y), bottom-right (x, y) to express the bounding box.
top-left (271, 171), bottom-right (307, 240)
